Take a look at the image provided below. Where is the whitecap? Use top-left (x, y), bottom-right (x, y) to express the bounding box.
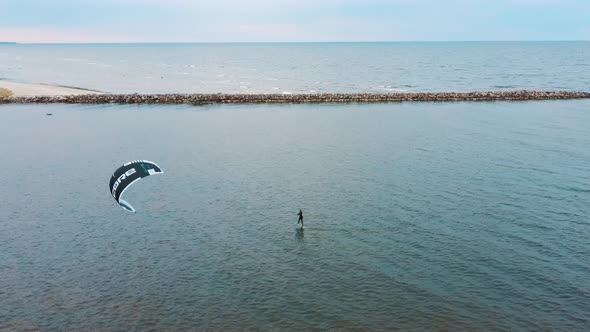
top-left (377, 85), bottom-right (407, 92)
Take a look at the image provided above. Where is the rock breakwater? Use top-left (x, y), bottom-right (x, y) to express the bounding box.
top-left (1, 91), bottom-right (589, 105)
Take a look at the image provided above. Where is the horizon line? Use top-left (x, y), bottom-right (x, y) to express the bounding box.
top-left (2, 40), bottom-right (589, 45)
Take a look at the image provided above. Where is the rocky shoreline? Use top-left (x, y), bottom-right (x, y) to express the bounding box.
top-left (1, 90), bottom-right (590, 105)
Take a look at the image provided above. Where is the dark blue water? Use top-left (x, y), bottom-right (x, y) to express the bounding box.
top-left (1, 41), bottom-right (589, 93)
top-left (1, 101), bottom-right (589, 330)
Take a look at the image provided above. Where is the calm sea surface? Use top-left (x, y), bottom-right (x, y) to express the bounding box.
top-left (1, 42), bottom-right (590, 93)
top-left (0, 101), bottom-right (589, 330)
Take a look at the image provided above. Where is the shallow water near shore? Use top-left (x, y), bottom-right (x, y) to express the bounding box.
top-left (1, 101), bottom-right (589, 330)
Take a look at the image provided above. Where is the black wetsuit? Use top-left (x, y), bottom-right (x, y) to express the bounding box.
top-left (297, 210), bottom-right (303, 227)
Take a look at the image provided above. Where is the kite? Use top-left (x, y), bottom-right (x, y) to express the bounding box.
top-left (109, 160), bottom-right (163, 213)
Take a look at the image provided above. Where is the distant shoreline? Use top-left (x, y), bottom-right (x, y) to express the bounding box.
top-left (0, 80), bottom-right (102, 97)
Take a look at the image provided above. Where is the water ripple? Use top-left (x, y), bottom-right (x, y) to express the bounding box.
top-left (1, 101), bottom-right (589, 330)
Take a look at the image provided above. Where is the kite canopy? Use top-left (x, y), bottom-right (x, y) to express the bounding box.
top-left (109, 160), bottom-right (163, 213)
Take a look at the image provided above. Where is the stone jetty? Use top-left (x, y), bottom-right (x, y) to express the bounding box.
top-left (1, 90), bottom-right (589, 105)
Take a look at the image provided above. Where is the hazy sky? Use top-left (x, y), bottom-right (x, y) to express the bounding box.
top-left (1, 0), bottom-right (589, 43)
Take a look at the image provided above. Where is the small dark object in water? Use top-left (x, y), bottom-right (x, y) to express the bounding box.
top-left (46, 113), bottom-right (53, 116)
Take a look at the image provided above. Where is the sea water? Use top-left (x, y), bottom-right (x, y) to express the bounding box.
top-left (0, 100), bottom-right (589, 330)
top-left (1, 41), bottom-right (590, 94)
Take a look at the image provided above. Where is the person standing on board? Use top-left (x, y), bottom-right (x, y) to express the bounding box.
top-left (297, 209), bottom-right (304, 228)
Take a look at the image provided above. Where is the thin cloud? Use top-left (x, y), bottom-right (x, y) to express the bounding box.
top-left (0, 27), bottom-right (134, 43)
top-left (1, 0), bottom-right (588, 42)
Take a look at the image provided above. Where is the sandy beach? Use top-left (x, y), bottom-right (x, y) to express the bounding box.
top-left (0, 80), bottom-right (102, 97)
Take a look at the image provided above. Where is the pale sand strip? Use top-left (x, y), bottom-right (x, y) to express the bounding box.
top-left (0, 81), bottom-right (102, 97)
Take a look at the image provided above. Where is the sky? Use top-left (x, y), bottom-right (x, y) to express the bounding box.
top-left (1, 0), bottom-right (589, 43)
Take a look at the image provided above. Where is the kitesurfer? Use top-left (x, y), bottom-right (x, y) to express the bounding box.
top-left (297, 209), bottom-right (303, 228)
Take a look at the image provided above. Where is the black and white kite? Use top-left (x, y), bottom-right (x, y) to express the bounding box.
top-left (109, 160), bottom-right (163, 213)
